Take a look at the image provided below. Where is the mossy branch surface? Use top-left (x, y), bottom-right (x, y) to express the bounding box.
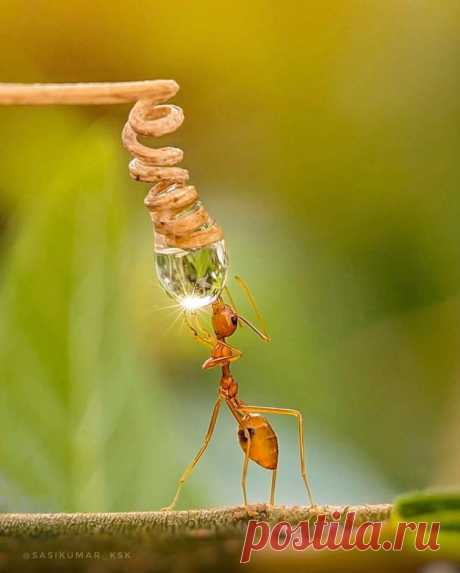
top-left (0, 504), bottom-right (392, 540)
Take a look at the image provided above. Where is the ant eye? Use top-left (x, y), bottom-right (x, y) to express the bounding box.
top-left (231, 315), bottom-right (238, 326)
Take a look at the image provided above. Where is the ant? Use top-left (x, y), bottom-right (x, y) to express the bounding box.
top-left (161, 276), bottom-right (315, 510)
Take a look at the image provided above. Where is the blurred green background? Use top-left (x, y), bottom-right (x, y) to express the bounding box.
top-left (0, 0), bottom-right (459, 513)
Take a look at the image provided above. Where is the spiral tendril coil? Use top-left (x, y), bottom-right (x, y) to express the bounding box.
top-left (122, 82), bottom-right (223, 250)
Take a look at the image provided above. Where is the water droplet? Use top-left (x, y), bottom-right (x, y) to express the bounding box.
top-left (155, 237), bottom-right (228, 309)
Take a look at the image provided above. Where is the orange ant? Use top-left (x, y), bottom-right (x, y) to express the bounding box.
top-left (161, 276), bottom-right (315, 510)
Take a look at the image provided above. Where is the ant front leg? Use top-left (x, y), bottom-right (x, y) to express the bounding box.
top-left (161, 398), bottom-right (222, 511)
top-left (239, 405), bottom-right (315, 506)
top-left (184, 312), bottom-right (215, 349)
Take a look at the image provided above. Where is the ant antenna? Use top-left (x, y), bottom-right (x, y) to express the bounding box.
top-left (237, 314), bottom-right (270, 342)
top-left (234, 275), bottom-right (271, 342)
top-left (223, 286), bottom-right (245, 329)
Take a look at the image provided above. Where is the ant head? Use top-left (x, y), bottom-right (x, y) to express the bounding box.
top-left (211, 298), bottom-right (238, 339)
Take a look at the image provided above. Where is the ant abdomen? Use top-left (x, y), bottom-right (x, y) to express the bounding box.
top-left (238, 415), bottom-right (279, 470)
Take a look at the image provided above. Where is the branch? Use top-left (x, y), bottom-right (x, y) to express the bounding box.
top-left (0, 80), bottom-right (178, 105)
top-left (0, 504), bottom-right (392, 539)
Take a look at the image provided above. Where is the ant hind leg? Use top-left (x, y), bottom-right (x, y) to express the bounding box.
top-left (241, 427), bottom-right (252, 508)
top-left (239, 405), bottom-right (315, 506)
top-left (269, 469), bottom-right (277, 507)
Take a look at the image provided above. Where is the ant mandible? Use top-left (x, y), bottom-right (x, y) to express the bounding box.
top-left (161, 276), bottom-right (315, 511)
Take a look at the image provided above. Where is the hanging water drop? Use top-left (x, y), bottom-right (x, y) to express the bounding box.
top-left (154, 236), bottom-right (229, 310)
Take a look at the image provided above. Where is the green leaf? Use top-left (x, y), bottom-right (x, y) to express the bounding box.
top-left (392, 490), bottom-right (460, 556)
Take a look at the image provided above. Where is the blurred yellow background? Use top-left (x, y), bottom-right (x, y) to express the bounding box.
top-left (0, 0), bottom-right (459, 512)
